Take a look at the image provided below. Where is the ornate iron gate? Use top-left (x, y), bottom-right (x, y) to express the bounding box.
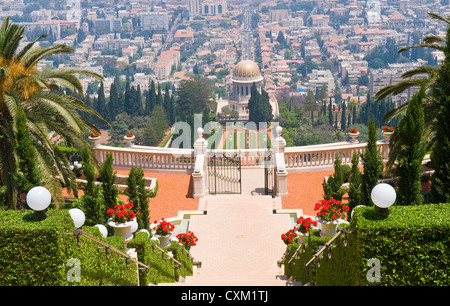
top-left (208, 152), bottom-right (241, 195)
top-left (264, 150), bottom-right (276, 196)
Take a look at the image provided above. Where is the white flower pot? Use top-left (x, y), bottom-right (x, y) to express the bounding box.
top-left (107, 218), bottom-right (136, 242)
top-left (124, 135), bottom-right (135, 147)
top-left (348, 132), bottom-right (359, 143)
top-left (88, 135), bottom-right (101, 147)
top-left (382, 131), bottom-right (394, 143)
top-left (155, 233), bottom-right (172, 247)
top-left (316, 217), bottom-right (340, 238)
top-left (295, 231), bottom-right (308, 243)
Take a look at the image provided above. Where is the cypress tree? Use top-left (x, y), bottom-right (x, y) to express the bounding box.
top-left (145, 80), bottom-right (156, 116)
top-left (396, 87), bottom-right (427, 205)
top-left (156, 82), bottom-right (162, 105)
top-left (352, 105), bottom-right (357, 125)
top-left (163, 83), bottom-right (171, 117)
top-left (96, 82), bottom-right (108, 122)
top-left (348, 153), bottom-right (363, 219)
top-left (136, 85), bottom-right (144, 116)
top-left (341, 101), bottom-right (347, 131)
top-left (109, 83), bottom-right (120, 121)
top-left (366, 94), bottom-right (371, 125)
top-left (79, 147), bottom-right (105, 225)
top-left (169, 95), bottom-right (176, 125)
top-left (322, 155), bottom-right (347, 201)
top-left (100, 152), bottom-right (119, 210)
top-left (361, 120), bottom-right (383, 206)
top-left (135, 167), bottom-right (150, 230)
top-left (328, 98), bottom-right (333, 126)
top-left (125, 167), bottom-right (139, 208)
top-left (124, 82), bottom-right (132, 115)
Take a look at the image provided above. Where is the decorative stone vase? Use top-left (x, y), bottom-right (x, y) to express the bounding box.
top-left (107, 218), bottom-right (136, 242)
top-left (382, 131), bottom-right (394, 143)
top-left (154, 233), bottom-right (172, 247)
top-left (295, 231), bottom-right (308, 243)
top-left (316, 217), bottom-right (340, 238)
top-left (348, 132), bottom-right (359, 143)
top-left (88, 135), bottom-right (101, 147)
top-left (123, 135), bottom-right (135, 147)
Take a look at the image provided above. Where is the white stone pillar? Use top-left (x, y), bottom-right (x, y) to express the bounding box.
top-left (272, 126), bottom-right (288, 198)
top-left (192, 128), bottom-right (208, 199)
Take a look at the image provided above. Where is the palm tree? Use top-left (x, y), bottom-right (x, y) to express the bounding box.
top-left (0, 17), bottom-right (106, 209)
top-left (374, 13), bottom-right (449, 171)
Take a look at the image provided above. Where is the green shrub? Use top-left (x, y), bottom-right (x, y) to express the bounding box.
top-left (285, 204), bottom-right (450, 286)
top-left (0, 209), bottom-right (139, 286)
top-left (0, 209), bottom-right (76, 285)
top-left (127, 232), bottom-right (189, 285)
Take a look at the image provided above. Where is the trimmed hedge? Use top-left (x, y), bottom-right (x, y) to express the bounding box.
top-left (284, 203), bottom-right (450, 286)
top-left (127, 232), bottom-right (193, 285)
top-left (0, 209), bottom-right (138, 286)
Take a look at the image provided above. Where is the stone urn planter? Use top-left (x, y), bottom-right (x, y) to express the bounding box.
top-left (382, 131), bottom-right (394, 143)
top-left (124, 133), bottom-right (135, 147)
top-left (316, 217), bottom-right (340, 238)
top-left (154, 233), bottom-right (172, 247)
top-left (107, 218), bottom-right (136, 242)
top-left (295, 231), bottom-right (308, 243)
top-left (152, 218), bottom-right (175, 247)
top-left (347, 132), bottom-right (359, 143)
top-left (88, 135), bottom-right (101, 147)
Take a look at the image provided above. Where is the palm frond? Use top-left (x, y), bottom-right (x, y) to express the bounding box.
top-left (39, 68), bottom-right (103, 94)
top-left (422, 34), bottom-right (445, 45)
top-left (398, 44), bottom-right (445, 54)
top-left (375, 79), bottom-right (427, 101)
top-left (400, 65), bottom-right (438, 79)
top-left (427, 12), bottom-right (450, 25)
top-left (22, 44), bottom-right (74, 69)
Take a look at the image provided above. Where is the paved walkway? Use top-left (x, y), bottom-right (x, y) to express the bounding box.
top-left (175, 194), bottom-right (294, 286)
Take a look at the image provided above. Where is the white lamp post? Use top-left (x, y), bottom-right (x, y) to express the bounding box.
top-left (371, 183), bottom-right (396, 216)
top-left (95, 224), bottom-right (108, 238)
top-left (26, 186), bottom-right (52, 220)
top-left (69, 208), bottom-right (85, 228)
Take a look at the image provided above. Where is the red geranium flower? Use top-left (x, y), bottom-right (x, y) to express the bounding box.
top-left (107, 202), bottom-right (140, 223)
top-left (314, 198), bottom-right (348, 222)
top-left (153, 218), bottom-right (175, 236)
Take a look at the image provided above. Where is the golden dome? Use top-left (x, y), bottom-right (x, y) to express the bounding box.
top-left (231, 60), bottom-right (263, 83)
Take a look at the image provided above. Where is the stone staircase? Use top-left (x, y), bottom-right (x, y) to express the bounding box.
top-left (158, 194), bottom-right (302, 286)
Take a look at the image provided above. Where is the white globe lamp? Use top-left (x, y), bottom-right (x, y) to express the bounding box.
top-left (27, 186), bottom-right (52, 220)
top-left (371, 183), bottom-right (396, 216)
top-left (69, 208), bottom-right (85, 228)
top-left (26, 186), bottom-right (52, 211)
top-left (95, 224), bottom-right (108, 238)
top-left (130, 221), bottom-right (138, 233)
top-left (139, 229), bottom-right (150, 237)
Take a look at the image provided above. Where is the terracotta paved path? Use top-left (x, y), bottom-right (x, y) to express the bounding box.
top-left (114, 167), bottom-right (199, 223)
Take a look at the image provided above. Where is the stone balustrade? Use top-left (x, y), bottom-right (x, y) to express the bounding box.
top-left (94, 141), bottom-right (389, 172)
top-left (284, 141), bottom-right (390, 172)
top-left (94, 145), bottom-right (195, 172)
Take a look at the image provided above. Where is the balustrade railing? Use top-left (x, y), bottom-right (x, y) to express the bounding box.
top-left (284, 141), bottom-right (389, 170)
top-left (93, 141), bottom-right (390, 172)
top-left (94, 145), bottom-right (195, 170)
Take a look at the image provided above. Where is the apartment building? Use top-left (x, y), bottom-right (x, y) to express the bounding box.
top-left (140, 12), bottom-right (169, 31)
